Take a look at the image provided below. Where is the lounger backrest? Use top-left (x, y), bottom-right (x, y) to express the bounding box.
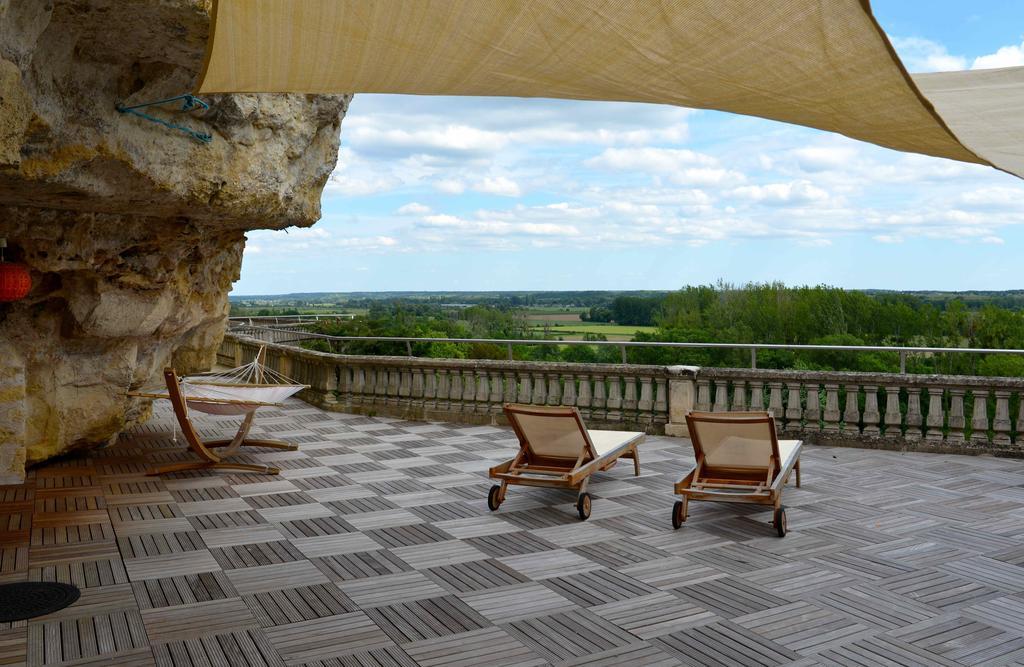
top-left (504, 404), bottom-right (597, 461)
top-left (685, 411), bottom-right (780, 471)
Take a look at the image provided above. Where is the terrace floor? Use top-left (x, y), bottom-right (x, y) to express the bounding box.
top-left (4, 402), bottom-right (1024, 667)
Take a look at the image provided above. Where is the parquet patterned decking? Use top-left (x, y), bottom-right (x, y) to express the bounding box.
top-left (3, 401), bottom-right (1024, 666)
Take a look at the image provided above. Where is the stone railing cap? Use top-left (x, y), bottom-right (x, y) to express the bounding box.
top-left (667, 365), bottom-right (700, 377)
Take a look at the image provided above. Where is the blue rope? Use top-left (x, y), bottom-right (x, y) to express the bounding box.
top-left (116, 94), bottom-right (213, 144)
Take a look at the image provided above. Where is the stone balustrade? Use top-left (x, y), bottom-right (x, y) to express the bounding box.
top-left (684, 367), bottom-right (1024, 455)
top-left (220, 333), bottom-right (677, 432)
top-left (220, 333), bottom-right (1024, 455)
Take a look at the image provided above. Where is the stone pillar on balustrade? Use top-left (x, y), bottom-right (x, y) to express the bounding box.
top-left (663, 365), bottom-right (698, 437)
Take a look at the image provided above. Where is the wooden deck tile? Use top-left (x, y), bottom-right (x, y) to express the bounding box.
top-left (402, 626), bottom-right (544, 667)
top-left (263, 612), bottom-right (392, 665)
top-left (6, 402), bottom-right (1024, 666)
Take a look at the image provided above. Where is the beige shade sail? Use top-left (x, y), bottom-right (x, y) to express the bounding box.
top-left (197, 0), bottom-right (1024, 179)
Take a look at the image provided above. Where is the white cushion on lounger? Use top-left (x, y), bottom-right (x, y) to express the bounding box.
top-left (589, 430), bottom-right (644, 457)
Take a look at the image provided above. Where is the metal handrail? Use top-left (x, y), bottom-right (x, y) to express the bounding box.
top-left (231, 325), bottom-right (1024, 374)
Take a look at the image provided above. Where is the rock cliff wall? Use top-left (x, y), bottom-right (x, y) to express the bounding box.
top-left (0, 0), bottom-right (349, 479)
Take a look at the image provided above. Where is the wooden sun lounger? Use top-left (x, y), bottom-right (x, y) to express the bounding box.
top-left (673, 411), bottom-right (802, 536)
top-left (147, 368), bottom-right (298, 476)
top-left (488, 404), bottom-right (645, 520)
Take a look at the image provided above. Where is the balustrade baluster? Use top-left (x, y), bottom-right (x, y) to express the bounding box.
top-left (842, 384), bottom-right (861, 434)
top-left (713, 382), bottom-right (729, 412)
top-left (731, 381), bottom-right (747, 411)
top-left (785, 384), bottom-right (802, 428)
top-left (623, 378), bottom-right (638, 424)
top-left (592, 375), bottom-right (607, 420)
top-left (654, 378), bottom-right (668, 424)
top-left (925, 389), bottom-right (945, 442)
top-left (695, 380), bottom-right (712, 412)
top-left (461, 370), bottom-right (475, 413)
top-left (448, 370), bottom-right (464, 411)
top-left (336, 363), bottom-right (350, 403)
top-left (606, 376), bottom-right (623, 421)
top-left (861, 385), bottom-right (880, 436)
top-left (546, 374), bottom-right (561, 406)
top-left (883, 386), bottom-right (902, 437)
top-left (993, 390), bottom-right (1011, 446)
top-left (638, 377), bottom-right (654, 416)
top-left (577, 374), bottom-right (593, 419)
top-left (387, 369), bottom-right (400, 407)
top-left (823, 384), bottom-right (840, 432)
top-left (905, 388), bottom-right (923, 441)
top-left (423, 369), bottom-right (437, 410)
top-left (947, 389), bottom-right (966, 443)
top-left (502, 372), bottom-right (516, 410)
top-left (437, 369), bottom-right (451, 411)
top-left (398, 369), bottom-right (412, 407)
top-left (410, 368), bottom-right (424, 407)
top-left (749, 381), bottom-right (765, 410)
top-left (767, 382), bottom-right (784, 424)
top-left (532, 372), bottom-right (546, 405)
top-left (803, 383), bottom-right (821, 431)
top-left (562, 374), bottom-right (577, 407)
top-left (475, 370), bottom-right (490, 414)
top-left (374, 369), bottom-right (388, 407)
top-left (517, 373), bottom-right (532, 404)
top-left (352, 367), bottom-right (366, 407)
top-left (971, 390), bottom-right (990, 445)
top-left (488, 371), bottom-right (504, 415)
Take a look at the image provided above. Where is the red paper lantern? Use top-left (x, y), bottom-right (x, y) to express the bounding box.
top-left (0, 262), bottom-right (31, 302)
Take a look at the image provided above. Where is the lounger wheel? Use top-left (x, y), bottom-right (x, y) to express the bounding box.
top-left (576, 492), bottom-right (592, 521)
top-left (487, 485), bottom-right (503, 511)
top-left (774, 505), bottom-right (787, 537)
top-left (671, 500), bottom-right (686, 529)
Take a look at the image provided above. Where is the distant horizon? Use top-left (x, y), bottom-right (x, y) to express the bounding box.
top-left (229, 286), bottom-right (1024, 299)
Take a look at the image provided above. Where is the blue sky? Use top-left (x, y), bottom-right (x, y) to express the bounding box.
top-left (236, 1), bottom-right (1024, 295)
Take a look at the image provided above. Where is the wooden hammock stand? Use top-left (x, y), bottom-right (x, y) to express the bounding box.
top-left (147, 367), bottom-right (298, 476)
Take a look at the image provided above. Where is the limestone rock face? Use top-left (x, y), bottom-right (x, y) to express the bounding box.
top-left (0, 0), bottom-right (350, 478)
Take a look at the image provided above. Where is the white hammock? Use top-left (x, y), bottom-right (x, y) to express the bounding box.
top-left (131, 348), bottom-right (308, 416)
top-left (181, 357), bottom-right (307, 416)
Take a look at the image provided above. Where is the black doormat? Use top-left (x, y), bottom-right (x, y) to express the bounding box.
top-left (0, 582), bottom-right (81, 622)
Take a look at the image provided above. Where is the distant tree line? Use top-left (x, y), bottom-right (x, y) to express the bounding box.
top-left (291, 284), bottom-right (1024, 377)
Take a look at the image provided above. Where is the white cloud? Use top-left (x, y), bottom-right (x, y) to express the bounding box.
top-left (890, 36), bottom-right (967, 72)
top-left (586, 147), bottom-right (717, 172)
top-left (731, 181), bottom-right (830, 205)
top-left (973, 40), bottom-right (1024, 70)
top-left (397, 202), bottom-right (431, 215)
top-left (473, 176), bottom-right (522, 197)
top-left (981, 236), bottom-right (1006, 245)
top-left (792, 146), bottom-right (858, 172)
top-left (434, 179), bottom-right (466, 194)
top-left (873, 235), bottom-right (903, 244)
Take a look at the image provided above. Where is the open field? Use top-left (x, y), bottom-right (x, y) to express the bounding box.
top-left (529, 322), bottom-right (658, 341)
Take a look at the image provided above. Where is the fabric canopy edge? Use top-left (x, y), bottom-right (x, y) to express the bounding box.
top-left (195, 0), bottom-right (221, 98)
top-left (857, 0), bottom-right (994, 173)
top-left (193, 0), bottom-right (1010, 179)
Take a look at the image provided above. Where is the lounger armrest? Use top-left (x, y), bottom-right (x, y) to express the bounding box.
top-left (673, 467), bottom-right (697, 493)
top-left (489, 459), bottom-right (514, 477)
top-left (567, 433), bottom-right (643, 485)
top-left (768, 440), bottom-right (803, 493)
